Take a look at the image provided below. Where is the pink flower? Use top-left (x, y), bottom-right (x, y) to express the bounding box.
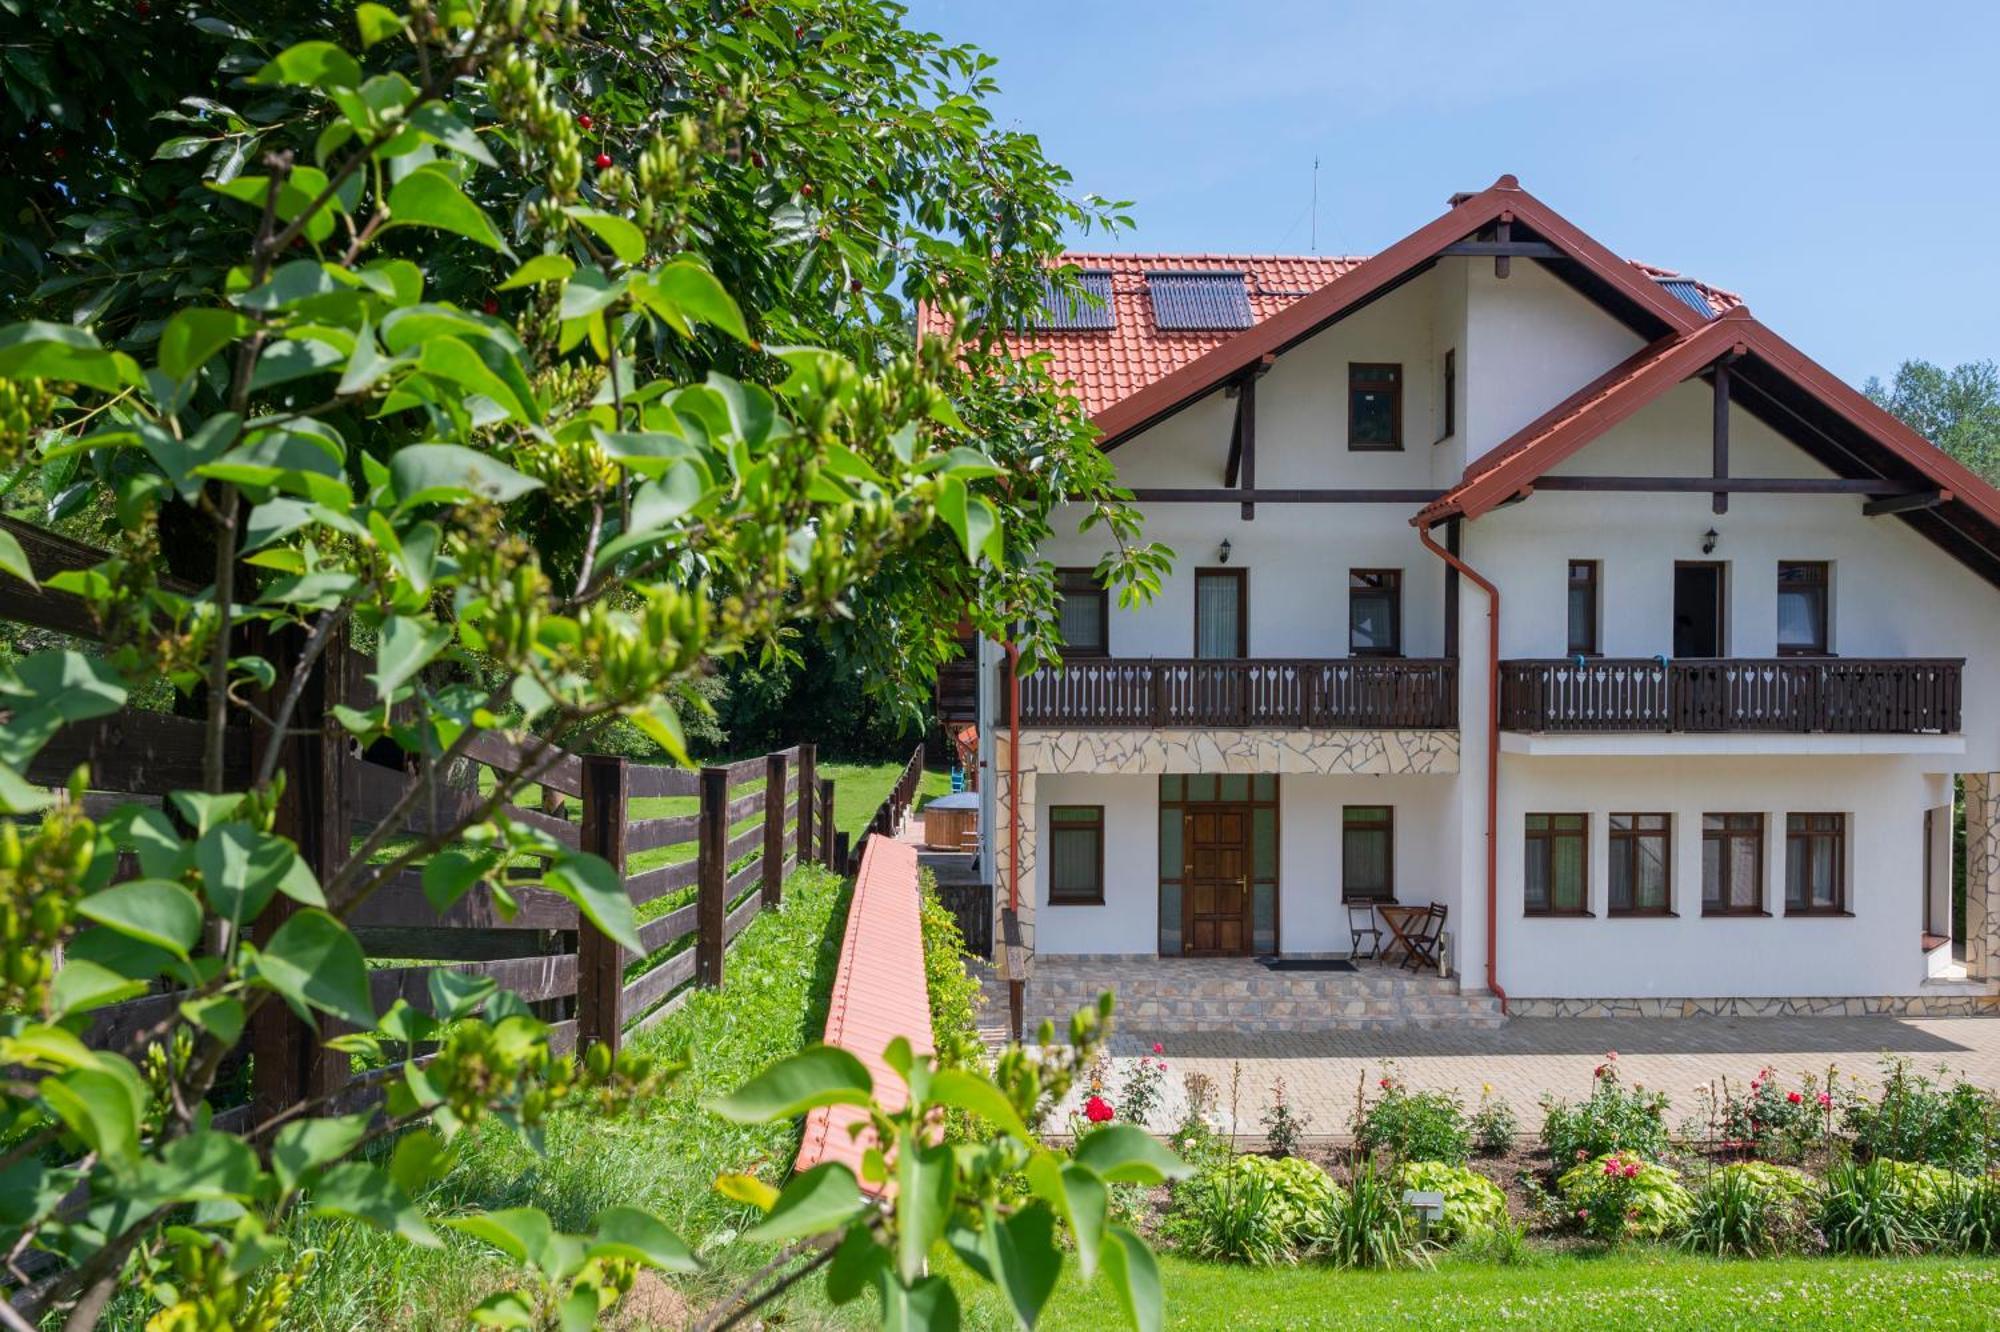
top-left (1152, 1042), bottom-right (1165, 1055)
top-left (1623, 1162), bottom-right (1641, 1179)
top-left (1083, 1095), bottom-right (1114, 1124)
top-left (1605, 1050), bottom-right (1619, 1061)
top-left (1575, 1149), bottom-right (1588, 1161)
top-left (1786, 1091), bottom-right (1803, 1105)
top-left (1575, 1208), bottom-right (1589, 1221)
top-left (1602, 1159), bottom-right (1622, 1177)
top-left (1594, 1065), bottom-right (1608, 1079)
top-left (1379, 1078), bottom-right (1392, 1089)
top-left (1818, 1092), bottom-right (1833, 1109)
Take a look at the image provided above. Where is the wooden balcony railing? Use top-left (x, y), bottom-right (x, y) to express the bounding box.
top-left (1498, 658), bottom-right (1963, 735)
top-left (1012, 658), bottom-right (1458, 730)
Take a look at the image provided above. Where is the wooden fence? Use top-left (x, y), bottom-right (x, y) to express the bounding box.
top-left (3, 516), bottom-right (846, 1121)
top-left (841, 742), bottom-right (926, 871)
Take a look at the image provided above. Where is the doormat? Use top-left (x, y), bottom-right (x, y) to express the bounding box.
top-left (1261, 958), bottom-right (1357, 973)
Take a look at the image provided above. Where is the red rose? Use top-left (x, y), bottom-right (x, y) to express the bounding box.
top-left (1083, 1095), bottom-right (1114, 1124)
top-left (1787, 1091), bottom-right (1803, 1105)
top-left (1152, 1043), bottom-right (1164, 1055)
top-left (1378, 1078), bottom-right (1391, 1089)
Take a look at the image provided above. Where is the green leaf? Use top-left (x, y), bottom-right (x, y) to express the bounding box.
top-left (426, 968), bottom-right (496, 1021)
top-left (73, 879), bottom-right (202, 959)
top-left (43, 1065), bottom-right (144, 1165)
top-left (586, 1206), bottom-right (698, 1273)
top-left (312, 1161), bottom-right (441, 1246)
top-left (1070, 1125), bottom-right (1189, 1186)
top-left (0, 526), bottom-right (35, 589)
top-left (422, 849), bottom-right (494, 914)
top-left (449, 1207), bottom-right (559, 1271)
top-left (390, 443), bottom-right (542, 507)
top-left (179, 994), bottom-right (246, 1046)
top-left (49, 959), bottom-right (148, 1015)
top-left (1060, 1163), bottom-right (1109, 1278)
top-left (985, 1203), bottom-right (1061, 1329)
top-left (542, 850), bottom-right (641, 956)
top-left (0, 321), bottom-right (137, 391)
top-left (415, 336), bottom-right (532, 423)
top-left (1101, 1225), bottom-right (1162, 1332)
top-left (141, 1130), bottom-right (260, 1206)
top-left (593, 462), bottom-right (708, 564)
top-left (157, 308), bottom-right (253, 382)
top-left (195, 822), bottom-right (311, 927)
top-left (388, 1128), bottom-right (448, 1195)
top-left (897, 1139), bottom-right (954, 1284)
top-left (565, 208), bottom-right (646, 264)
top-left (876, 1272), bottom-right (960, 1332)
top-left (935, 476), bottom-right (1002, 566)
top-left (498, 254), bottom-right (575, 290)
top-left (386, 165), bottom-right (506, 253)
top-left (741, 1163), bottom-right (867, 1244)
top-left (141, 412), bottom-right (240, 501)
top-left (407, 103), bottom-right (495, 167)
top-left (647, 261), bottom-right (751, 342)
top-left (252, 40), bottom-right (363, 91)
top-left (273, 1113), bottom-right (371, 1193)
top-left (708, 1045), bottom-right (873, 1123)
top-left (254, 908), bottom-right (375, 1028)
top-left (355, 2), bottom-right (405, 46)
top-left (371, 616), bottom-right (452, 700)
top-left (0, 649), bottom-right (126, 770)
top-left (926, 1068), bottom-right (1030, 1141)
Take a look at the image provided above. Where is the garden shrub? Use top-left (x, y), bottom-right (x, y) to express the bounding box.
top-left (1470, 1086), bottom-right (1519, 1155)
top-left (1846, 1057), bottom-right (2000, 1172)
top-left (1118, 1043), bottom-right (1170, 1129)
top-left (1162, 1154), bottom-right (1340, 1265)
top-left (1684, 1066), bottom-right (1832, 1160)
top-left (1557, 1151), bottom-right (1693, 1240)
top-left (1540, 1053), bottom-right (1670, 1164)
top-left (1311, 1160), bottom-right (1431, 1270)
top-left (1679, 1162), bottom-right (1820, 1256)
top-left (1354, 1074), bottom-right (1470, 1164)
top-left (1392, 1161), bottom-right (1508, 1243)
top-left (1261, 1076), bottom-right (1311, 1158)
top-left (917, 873), bottom-right (983, 1071)
top-left (1817, 1158), bottom-right (1939, 1255)
top-left (1938, 1172), bottom-right (2000, 1254)
top-left (1168, 1072), bottom-right (1231, 1178)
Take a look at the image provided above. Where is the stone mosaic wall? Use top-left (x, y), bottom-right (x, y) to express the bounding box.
top-left (1509, 994), bottom-right (2000, 1018)
top-left (1968, 773), bottom-right (2000, 982)
top-left (989, 727), bottom-right (1459, 979)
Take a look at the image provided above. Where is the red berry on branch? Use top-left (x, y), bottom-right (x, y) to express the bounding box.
top-left (751, 152), bottom-right (766, 169)
top-left (594, 153), bottom-right (612, 169)
top-left (577, 113), bottom-right (593, 130)
top-left (849, 278), bottom-right (862, 293)
top-left (482, 298), bottom-right (499, 315)
top-left (801, 183), bottom-right (814, 196)
top-left (137, 0), bottom-right (151, 13)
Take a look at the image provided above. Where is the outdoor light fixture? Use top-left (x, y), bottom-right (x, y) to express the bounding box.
top-left (1218, 539), bottom-right (1232, 564)
top-left (1701, 528), bottom-right (1719, 555)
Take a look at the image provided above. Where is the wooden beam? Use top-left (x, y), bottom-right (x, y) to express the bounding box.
top-left (1863, 489), bottom-right (1951, 517)
top-left (1493, 219), bottom-right (1512, 278)
top-left (1239, 370), bottom-right (1257, 520)
top-left (1532, 476), bottom-right (1924, 495)
top-left (1222, 394), bottom-right (1244, 487)
top-left (1438, 240), bottom-right (1564, 259)
top-left (1712, 361), bottom-right (1730, 515)
top-left (1127, 488), bottom-right (1444, 504)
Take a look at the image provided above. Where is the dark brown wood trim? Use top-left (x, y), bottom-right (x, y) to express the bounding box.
top-left (1128, 488), bottom-right (1443, 503)
top-left (1239, 370), bottom-right (1257, 520)
top-left (1019, 657), bottom-right (1459, 730)
top-left (1161, 777), bottom-right (1283, 956)
top-left (1047, 804), bottom-right (1106, 906)
top-left (1863, 489), bottom-right (1949, 516)
top-left (1533, 476), bottom-right (1924, 495)
top-left (1348, 362), bottom-right (1404, 451)
top-left (1443, 518), bottom-right (1461, 659)
top-left (1438, 239), bottom-right (1563, 259)
top-left (1498, 657), bottom-right (1961, 735)
top-left (1712, 361), bottom-right (1731, 515)
top-left (1567, 559), bottom-right (1600, 656)
top-left (1194, 566), bottom-right (1248, 659)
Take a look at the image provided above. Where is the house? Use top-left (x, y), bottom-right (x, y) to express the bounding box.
top-left (933, 176), bottom-right (2000, 1032)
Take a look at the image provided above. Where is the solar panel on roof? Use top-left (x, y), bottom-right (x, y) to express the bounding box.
top-left (1031, 271), bottom-right (1114, 330)
top-left (1654, 278), bottom-right (1715, 320)
top-left (1146, 271), bottom-right (1253, 331)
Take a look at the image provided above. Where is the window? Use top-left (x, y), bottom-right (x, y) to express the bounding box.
top-left (1567, 560), bottom-right (1600, 656)
top-left (1609, 813), bottom-right (1671, 915)
top-left (1525, 814), bottom-right (1589, 915)
top-left (1777, 561), bottom-right (1829, 656)
top-left (1786, 813), bottom-right (1846, 914)
top-left (1349, 569), bottom-right (1402, 656)
top-left (1194, 569), bottom-right (1246, 659)
top-left (1054, 568), bottom-right (1108, 657)
top-left (1048, 805), bottom-right (1104, 905)
top-left (1702, 813), bottom-right (1765, 915)
top-left (1348, 363), bottom-right (1402, 450)
top-left (1342, 806), bottom-right (1394, 902)
top-left (1439, 349), bottom-right (1456, 441)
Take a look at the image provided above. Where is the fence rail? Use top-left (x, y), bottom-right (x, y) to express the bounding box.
top-left (1011, 657), bottom-right (1458, 730)
top-left (843, 743), bottom-right (926, 871)
top-left (1498, 657), bottom-right (1964, 734)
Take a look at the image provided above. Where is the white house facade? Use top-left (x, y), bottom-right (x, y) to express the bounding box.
top-left (936, 177), bottom-right (2000, 1027)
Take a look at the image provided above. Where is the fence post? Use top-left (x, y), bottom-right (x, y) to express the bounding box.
top-left (795, 742), bottom-right (817, 866)
top-left (762, 750), bottom-right (789, 906)
top-left (818, 776), bottom-right (836, 868)
top-left (697, 765), bottom-right (729, 987)
top-left (577, 754), bottom-right (628, 1053)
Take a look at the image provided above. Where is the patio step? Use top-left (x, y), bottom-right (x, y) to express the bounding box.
top-left (1020, 957), bottom-right (1507, 1035)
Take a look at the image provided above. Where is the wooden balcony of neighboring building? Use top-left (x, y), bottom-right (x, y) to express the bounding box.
top-left (1007, 657), bottom-right (1459, 730)
top-left (1498, 657), bottom-right (1963, 735)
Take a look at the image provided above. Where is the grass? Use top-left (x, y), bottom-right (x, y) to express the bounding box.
top-left (273, 862), bottom-right (854, 1330)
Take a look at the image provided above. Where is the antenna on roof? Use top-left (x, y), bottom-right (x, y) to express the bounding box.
top-left (1310, 156), bottom-right (1319, 253)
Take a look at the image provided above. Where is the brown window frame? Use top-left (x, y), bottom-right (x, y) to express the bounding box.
top-left (1341, 805), bottom-right (1394, 903)
top-left (1609, 813), bottom-right (1672, 916)
top-left (1193, 567), bottom-right (1248, 659)
top-left (1524, 813), bottom-right (1591, 916)
top-left (1348, 568), bottom-right (1403, 657)
top-left (1777, 560), bottom-right (1830, 657)
top-left (1048, 805), bottom-right (1106, 905)
top-left (1348, 362), bottom-right (1403, 451)
top-left (1438, 349), bottom-right (1456, 442)
top-left (1785, 812), bottom-right (1847, 915)
top-left (1702, 813), bottom-right (1766, 916)
top-left (1054, 567), bottom-right (1110, 657)
top-left (1567, 560), bottom-right (1600, 656)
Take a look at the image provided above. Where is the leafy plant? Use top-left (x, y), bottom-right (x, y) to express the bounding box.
top-left (1392, 1161), bottom-right (1509, 1244)
top-left (1938, 1172), bottom-right (2000, 1254)
top-left (918, 872), bottom-right (983, 1072)
top-left (1846, 1057), bottom-right (2000, 1172)
top-left (1556, 1152), bottom-right (1693, 1241)
top-left (1167, 1072), bottom-right (1230, 1178)
top-left (1679, 1162), bottom-right (1820, 1256)
top-left (1312, 1160), bottom-right (1431, 1270)
top-left (1470, 1085), bottom-right (1518, 1156)
top-left (1117, 1042), bottom-right (1169, 1131)
top-left (1353, 1072), bottom-right (1470, 1165)
top-left (1817, 1158), bottom-right (1937, 1255)
top-left (1162, 1154), bottom-right (1336, 1266)
top-left (1540, 1053), bottom-right (1671, 1165)
top-left (1260, 1075), bottom-right (1311, 1159)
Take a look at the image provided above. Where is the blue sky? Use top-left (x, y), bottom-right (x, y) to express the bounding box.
top-left (905, 0), bottom-right (1998, 386)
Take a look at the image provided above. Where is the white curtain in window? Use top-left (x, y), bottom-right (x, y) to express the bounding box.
top-left (1196, 576), bottom-right (1240, 659)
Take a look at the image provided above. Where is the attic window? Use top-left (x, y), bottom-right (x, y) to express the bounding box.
top-left (1031, 271), bottom-right (1114, 330)
top-left (1654, 278), bottom-right (1716, 320)
top-left (1146, 271), bottom-right (1253, 331)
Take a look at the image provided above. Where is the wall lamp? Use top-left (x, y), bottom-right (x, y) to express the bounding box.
top-left (1218, 538), bottom-right (1232, 565)
top-left (1701, 528), bottom-right (1719, 555)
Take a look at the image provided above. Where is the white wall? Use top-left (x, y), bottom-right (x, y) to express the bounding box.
top-left (1034, 773), bottom-right (1159, 955)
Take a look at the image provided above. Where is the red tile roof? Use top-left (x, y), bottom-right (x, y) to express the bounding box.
top-left (794, 834), bottom-right (933, 1192)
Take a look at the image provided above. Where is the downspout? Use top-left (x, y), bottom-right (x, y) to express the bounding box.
top-left (1415, 518), bottom-right (1509, 1014)
top-left (1005, 641), bottom-right (1024, 1040)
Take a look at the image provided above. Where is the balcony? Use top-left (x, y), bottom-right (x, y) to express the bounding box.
top-left (1498, 658), bottom-right (1963, 735)
top-left (1013, 658), bottom-right (1458, 730)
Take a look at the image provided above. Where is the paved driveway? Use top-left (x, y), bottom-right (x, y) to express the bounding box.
top-left (1052, 1017), bottom-right (2000, 1142)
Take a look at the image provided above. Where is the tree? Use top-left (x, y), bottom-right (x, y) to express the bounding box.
top-left (0, 3), bottom-right (1174, 1327)
top-left (1864, 359), bottom-right (2000, 484)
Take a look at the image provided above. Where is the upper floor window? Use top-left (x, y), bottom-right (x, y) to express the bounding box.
top-left (1348, 363), bottom-right (1402, 450)
top-left (1055, 568), bottom-right (1108, 656)
top-left (1349, 570), bottom-right (1402, 656)
top-left (1194, 569), bottom-right (1246, 659)
top-left (1567, 560), bottom-right (1599, 656)
top-left (1777, 561), bottom-right (1829, 656)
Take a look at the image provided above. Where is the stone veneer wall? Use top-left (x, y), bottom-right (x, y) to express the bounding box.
top-left (1509, 994), bottom-right (2000, 1018)
top-left (1967, 773), bottom-right (2000, 983)
top-left (991, 728), bottom-right (1460, 981)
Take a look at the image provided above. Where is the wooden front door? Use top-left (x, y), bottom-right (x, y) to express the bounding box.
top-left (1183, 806), bottom-right (1251, 956)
